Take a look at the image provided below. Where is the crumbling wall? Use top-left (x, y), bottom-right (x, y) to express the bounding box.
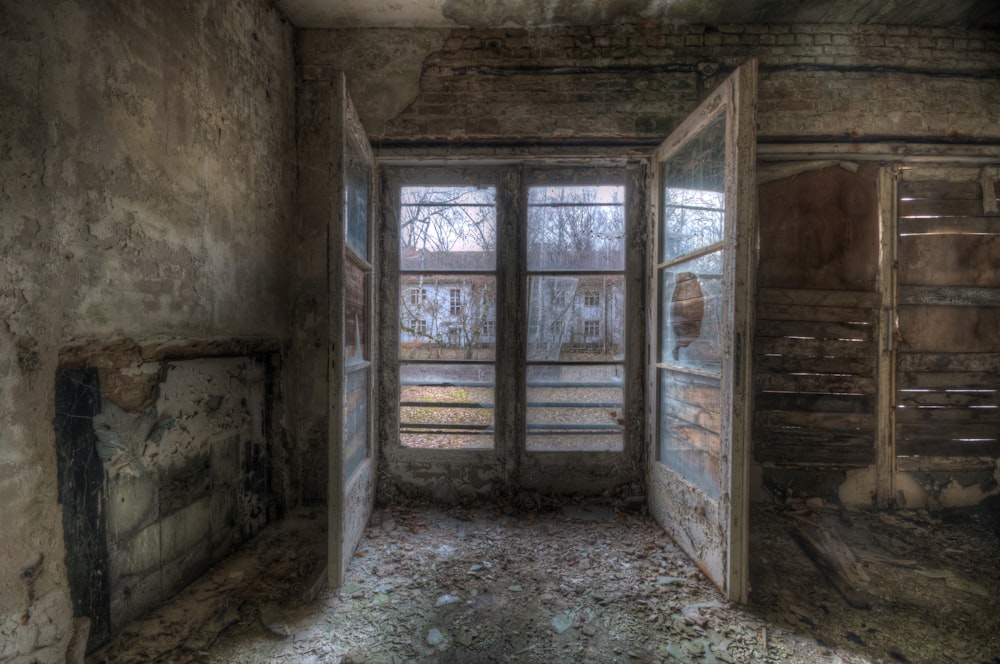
top-left (301, 23), bottom-right (1000, 144)
top-left (0, 0), bottom-right (295, 661)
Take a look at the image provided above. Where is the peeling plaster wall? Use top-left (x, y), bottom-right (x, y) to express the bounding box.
top-left (300, 23), bottom-right (999, 144)
top-left (0, 1), bottom-right (295, 661)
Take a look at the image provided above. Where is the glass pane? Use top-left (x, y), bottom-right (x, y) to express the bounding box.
top-left (528, 186), bottom-right (625, 271)
top-left (659, 252), bottom-right (723, 371)
top-left (344, 367), bottom-right (368, 479)
top-left (400, 186), bottom-right (496, 271)
top-left (399, 363), bottom-right (494, 449)
top-left (527, 275), bottom-right (624, 362)
top-left (526, 364), bottom-right (623, 452)
top-left (661, 113), bottom-right (726, 262)
top-left (344, 256), bottom-right (368, 366)
top-left (659, 369), bottom-right (722, 499)
top-left (345, 136), bottom-right (369, 258)
top-left (399, 275), bottom-right (496, 361)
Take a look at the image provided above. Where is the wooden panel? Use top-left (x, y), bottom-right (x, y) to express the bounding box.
top-left (898, 216), bottom-right (1000, 236)
top-left (898, 180), bottom-right (982, 200)
top-left (898, 286), bottom-right (1000, 307)
top-left (898, 198), bottom-right (983, 218)
top-left (897, 306), bottom-right (1000, 353)
top-left (898, 438), bottom-right (1000, 457)
top-left (897, 352), bottom-right (1000, 372)
top-left (758, 164), bottom-right (879, 291)
top-left (897, 234), bottom-right (1000, 287)
top-left (758, 288), bottom-right (881, 308)
top-left (754, 286), bottom-right (878, 467)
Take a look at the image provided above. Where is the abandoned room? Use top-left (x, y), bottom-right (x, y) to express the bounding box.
top-left (2, 0), bottom-right (999, 662)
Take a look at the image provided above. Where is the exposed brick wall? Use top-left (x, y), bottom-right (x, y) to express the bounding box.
top-left (301, 23), bottom-right (1000, 144)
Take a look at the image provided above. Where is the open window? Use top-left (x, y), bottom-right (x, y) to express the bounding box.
top-left (647, 61), bottom-right (757, 602)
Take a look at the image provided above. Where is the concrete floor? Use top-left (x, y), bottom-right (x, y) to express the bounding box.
top-left (89, 501), bottom-right (999, 663)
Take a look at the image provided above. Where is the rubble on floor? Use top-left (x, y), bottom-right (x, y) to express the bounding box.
top-left (90, 501), bottom-right (999, 664)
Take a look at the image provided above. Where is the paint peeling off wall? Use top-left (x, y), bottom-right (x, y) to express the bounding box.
top-left (56, 357), bottom-right (273, 650)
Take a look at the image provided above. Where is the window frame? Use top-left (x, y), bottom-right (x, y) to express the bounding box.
top-left (378, 161), bottom-right (646, 493)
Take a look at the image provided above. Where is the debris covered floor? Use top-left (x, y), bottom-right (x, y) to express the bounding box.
top-left (91, 503), bottom-right (1000, 664)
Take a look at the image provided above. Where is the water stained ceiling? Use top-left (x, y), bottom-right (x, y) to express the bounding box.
top-left (276, 0), bottom-right (1000, 29)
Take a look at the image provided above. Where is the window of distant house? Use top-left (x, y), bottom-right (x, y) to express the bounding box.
top-left (387, 167), bottom-right (629, 454)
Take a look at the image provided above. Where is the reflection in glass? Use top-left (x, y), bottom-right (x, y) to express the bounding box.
top-left (660, 113), bottom-right (726, 263)
top-left (527, 275), bottom-right (624, 362)
top-left (344, 368), bottom-right (368, 479)
top-left (399, 363), bottom-right (494, 449)
top-left (400, 186), bottom-right (496, 271)
top-left (528, 186), bottom-right (625, 271)
top-left (658, 369), bottom-right (722, 499)
top-left (399, 275), bottom-right (496, 361)
top-left (345, 137), bottom-right (370, 258)
top-left (659, 252), bottom-right (723, 371)
top-left (526, 364), bottom-right (623, 451)
top-left (344, 257), bottom-right (367, 366)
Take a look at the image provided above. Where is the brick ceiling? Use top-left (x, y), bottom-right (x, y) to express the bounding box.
top-left (276, 0), bottom-right (1000, 30)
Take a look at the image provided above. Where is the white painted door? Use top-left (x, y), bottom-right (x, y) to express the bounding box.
top-left (329, 74), bottom-right (378, 587)
top-left (647, 61), bottom-right (757, 602)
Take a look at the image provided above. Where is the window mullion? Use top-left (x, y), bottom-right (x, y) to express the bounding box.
top-left (494, 167), bottom-right (526, 478)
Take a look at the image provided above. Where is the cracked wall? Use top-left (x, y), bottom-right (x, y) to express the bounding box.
top-left (0, 1), bottom-right (295, 661)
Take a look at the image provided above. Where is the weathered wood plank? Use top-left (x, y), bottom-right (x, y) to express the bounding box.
top-left (756, 303), bottom-right (875, 324)
top-left (897, 438), bottom-right (1000, 457)
top-left (755, 392), bottom-right (873, 414)
top-left (899, 198), bottom-right (983, 218)
top-left (898, 180), bottom-right (982, 200)
top-left (896, 455), bottom-right (996, 472)
top-left (758, 288), bottom-right (881, 308)
top-left (756, 372), bottom-right (875, 395)
top-left (897, 216), bottom-right (1000, 236)
top-left (755, 319), bottom-right (873, 342)
top-left (756, 434), bottom-right (874, 466)
top-left (756, 354), bottom-right (875, 376)
top-left (755, 337), bottom-right (874, 360)
top-left (897, 370), bottom-right (1000, 389)
top-left (895, 390), bottom-right (1000, 408)
top-left (791, 522), bottom-right (871, 610)
top-left (895, 406), bottom-right (1000, 424)
top-left (898, 286), bottom-right (1000, 306)
top-left (897, 422), bottom-right (1000, 443)
top-left (755, 410), bottom-right (874, 433)
top-left (897, 306), bottom-right (1000, 353)
top-left (896, 352), bottom-right (1000, 372)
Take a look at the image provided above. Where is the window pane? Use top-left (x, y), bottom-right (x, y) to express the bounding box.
top-left (659, 252), bottom-right (723, 371)
top-left (345, 136), bottom-right (370, 258)
top-left (399, 275), bottom-right (496, 361)
top-left (400, 363), bottom-right (494, 449)
top-left (344, 256), bottom-right (368, 367)
top-left (400, 186), bottom-right (496, 271)
top-left (344, 367), bottom-right (368, 479)
top-left (526, 364), bottom-right (623, 452)
top-left (528, 275), bottom-right (624, 361)
top-left (661, 113), bottom-right (726, 262)
top-left (528, 186), bottom-right (625, 271)
top-left (659, 368), bottom-right (721, 499)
